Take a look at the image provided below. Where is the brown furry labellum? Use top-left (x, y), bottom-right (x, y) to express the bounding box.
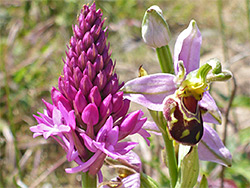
top-left (163, 95), bottom-right (203, 145)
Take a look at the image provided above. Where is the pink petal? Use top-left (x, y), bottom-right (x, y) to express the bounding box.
top-left (65, 150), bottom-right (102, 173)
top-left (52, 108), bottom-right (62, 126)
top-left (58, 125), bottom-right (71, 132)
top-left (93, 142), bottom-right (124, 159)
top-left (106, 126), bottom-right (119, 146)
top-left (122, 173), bottom-right (140, 188)
top-left (198, 124), bottom-right (232, 167)
top-left (123, 73), bottom-right (176, 111)
top-left (138, 129), bottom-right (151, 146)
top-left (142, 121), bottom-right (161, 135)
top-left (68, 110), bottom-right (76, 129)
top-left (81, 103), bottom-right (99, 125)
top-left (174, 20), bottom-right (202, 74)
top-left (199, 91), bottom-right (222, 124)
top-left (66, 134), bottom-right (75, 161)
top-left (96, 116), bottom-right (113, 142)
top-left (80, 133), bottom-right (97, 152)
top-left (114, 142), bottom-right (138, 155)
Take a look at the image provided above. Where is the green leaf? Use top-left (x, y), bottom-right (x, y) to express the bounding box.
top-left (227, 159), bottom-right (250, 182)
top-left (175, 145), bottom-right (199, 188)
top-left (140, 172), bottom-right (159, 188)
top-left (13, 67), bottom-right (28, 83)
top-left (177, 145), bottom-right (191, 167)
top-left (238, 127), bottom-right (250, 145)
top-left (198, 175), bottom-right (208, 188)
top-left (232, 95), bottom-right (250, 108)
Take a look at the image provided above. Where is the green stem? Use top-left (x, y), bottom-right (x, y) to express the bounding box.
top-left (162, 132), bottom-right (178, 188)
top-left (217, 1), bottom-right (231, 187)
top-left (156, 45), bottom-right (174, 74)
top-left (217, 0), bottom-right (229, 66)
top-left (81, 172), bottom-right (97, 188)
top-left (155, 44), bottom-right (177, 187)
top-left (149, 110), bottom-right (178, 188)
top-left (2, 44), bottom-right (22, 181)
top-left (246, 0), bottom-right (250, 36)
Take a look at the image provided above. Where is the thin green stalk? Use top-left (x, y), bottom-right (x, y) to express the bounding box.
top-left (81, 172), bottom-right (97, 188)
top-left (156, 45), bottom-right (175, 74)
top-left (217, 1), bottom-right (231, 187)
top-left (220, 77), bottom-right (237, 188)
top-left (246, 0), bottom-right (250, 36)
top-left (2, 45), bottom-right (22, 181)
top-left (217, 0), bottom-right (229, 65)
top-left (149, 110), bottom-right (178, 188)
top-left (155, 43), bottom-right (177, 187)
top-left (162, 132), bottom-right (178, 188)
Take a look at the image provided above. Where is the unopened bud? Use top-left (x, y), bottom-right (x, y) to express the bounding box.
top-left (141, 5), bottom-right (171, 48)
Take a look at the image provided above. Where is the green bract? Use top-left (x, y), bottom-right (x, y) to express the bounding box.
top-left (175, 145), bottom-right (199, 188)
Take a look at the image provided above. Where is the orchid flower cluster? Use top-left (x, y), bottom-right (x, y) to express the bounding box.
top-left (30, 3), bottom-right (150, 185)
top-left (31, 3), bottom-right (233, 188)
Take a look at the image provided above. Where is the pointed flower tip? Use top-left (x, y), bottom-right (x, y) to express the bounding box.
top-left (174, 19), bottom-right (202, 75)
top-left (222, 148), bottom-right (232, 167)
top-left (142, 5), bottom-right (171, 48)
top-left (190, 19), bottom-right (196, 27)
top-left (189, 20), bottom-right (199, 33)
top-left (198, 124), bottom-right (232, 167)
top-left (147, 5), bottom-right (162, 14)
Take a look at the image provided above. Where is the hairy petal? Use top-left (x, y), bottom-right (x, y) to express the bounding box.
top-left (123, 73), bottom-right (176, 111)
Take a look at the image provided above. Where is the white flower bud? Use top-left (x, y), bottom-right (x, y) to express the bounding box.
top-left (141, 5), bottom-right (171, 48)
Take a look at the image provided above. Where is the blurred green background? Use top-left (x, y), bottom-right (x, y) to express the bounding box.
top-left (1, 0), bottom-right (250, 187)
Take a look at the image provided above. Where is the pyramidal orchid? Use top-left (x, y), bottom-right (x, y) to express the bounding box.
top-left (30, 3), bottom-right (150, 181)
top-left (123, 20), bottom-right (232, 166)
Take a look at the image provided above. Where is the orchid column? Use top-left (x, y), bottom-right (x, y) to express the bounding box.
top-left (30, 3), bottom-right (150, 187)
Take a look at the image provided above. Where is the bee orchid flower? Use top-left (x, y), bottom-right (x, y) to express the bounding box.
top-left (123, 20), bottom-right (232, 166)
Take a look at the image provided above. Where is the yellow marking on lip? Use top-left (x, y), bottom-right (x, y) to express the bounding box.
top-left (196, 131), bottom-right (201, 141)
top-left (180, 129), bottom-right (190, 139)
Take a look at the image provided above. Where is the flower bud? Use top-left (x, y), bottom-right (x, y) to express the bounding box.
top-left (141, 5), bottom-right (171, 48)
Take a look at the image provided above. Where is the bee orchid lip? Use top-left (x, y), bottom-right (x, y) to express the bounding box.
top-left (163, 94), bottom-right (203, 145)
